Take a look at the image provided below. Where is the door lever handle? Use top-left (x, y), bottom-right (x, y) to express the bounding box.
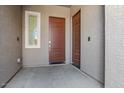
top-left (49, 45), bottom-right (51, 47)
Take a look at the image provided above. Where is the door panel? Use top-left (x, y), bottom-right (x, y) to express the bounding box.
top-left (49, 17), bottom-right (65, 64)
top-left (72, 10), bottom-right (81, 68)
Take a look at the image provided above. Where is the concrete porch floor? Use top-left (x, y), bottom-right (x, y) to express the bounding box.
top-left (6, 64), bottom-right (103, 88)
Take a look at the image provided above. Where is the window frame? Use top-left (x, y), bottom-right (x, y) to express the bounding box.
top-left (25, 11), bottom-right (41, 48)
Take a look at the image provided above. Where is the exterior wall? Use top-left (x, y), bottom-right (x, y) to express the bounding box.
top-left (0, 6), bottom-right (22, 87)
top-left (105, 6), bottom-right (124, 87)
top-left (22, 6), bottom-right (71, 67)
top-left (70, 5), bottom-right (104, 83)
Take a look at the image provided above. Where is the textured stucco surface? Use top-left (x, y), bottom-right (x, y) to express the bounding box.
top-left (22, 5), bottom-right (71, 67)
top-left (0, 6), bottom-right (22, 87)
top-left (105, 6), bottom-right (124, 88)
top-left (70, 5), bottom-right (104, 83)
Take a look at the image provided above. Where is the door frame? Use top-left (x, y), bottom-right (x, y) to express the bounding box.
top-left (72, 10), bottom-right (81, 69)
top-left (49, 16), bottom-right (66, 64)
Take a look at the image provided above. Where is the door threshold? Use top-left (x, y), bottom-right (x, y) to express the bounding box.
top-left (49, 62), bottom-right (65, 65)
top-left (49, 63), bottom-right (67, 67)
top-left (72, 63), bottom-right (80, 69)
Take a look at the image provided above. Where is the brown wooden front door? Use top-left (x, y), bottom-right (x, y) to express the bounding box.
top-left (49, 17), bottom-right (65, 64)
top-left (72, 10), bottom-right (81, 68)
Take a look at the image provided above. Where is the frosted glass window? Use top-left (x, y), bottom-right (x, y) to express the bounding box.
top-left (29, 15), bottom-right (37, 45)
top-left (25, 11), bottom-right (40, 48)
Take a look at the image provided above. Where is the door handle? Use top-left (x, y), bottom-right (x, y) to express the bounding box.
top-left (49, 44), bottom-right (51, 47)
top-left (49, 41), bottom-right (51, 47)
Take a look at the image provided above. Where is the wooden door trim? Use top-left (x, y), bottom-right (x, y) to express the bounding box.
top-left (72, 10), bottom-right (81, 69)
top-left (72, 9), bottom-right (81, 18)
top-left (49, 16), bottom-right (65, 20)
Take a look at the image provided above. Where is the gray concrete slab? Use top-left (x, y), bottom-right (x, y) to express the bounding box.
top-left (6, 64), bottom-right (103, 88)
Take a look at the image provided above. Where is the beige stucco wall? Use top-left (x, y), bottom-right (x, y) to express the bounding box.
top-left (22, 5), bottom-right (71, 67)
top-left (70, 5), bottom-right (104, 83)
top-left (0, 6), bottom-right (22, 87)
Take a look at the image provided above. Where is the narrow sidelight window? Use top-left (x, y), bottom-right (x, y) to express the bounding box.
top-left (25, 11), bottom-right (40, 48)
